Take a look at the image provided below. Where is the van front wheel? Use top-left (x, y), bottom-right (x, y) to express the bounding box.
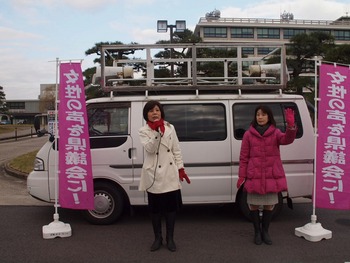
top-left (82, 182), bottom-right (124, 225)
top-left (237, 190), bottom-right (283, 221)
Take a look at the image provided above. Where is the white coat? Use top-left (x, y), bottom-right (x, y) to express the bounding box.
top-left (138, 121), bottom-right (184, 193)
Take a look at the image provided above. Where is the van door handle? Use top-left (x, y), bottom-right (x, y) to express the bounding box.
top-left (128, 148), bottom-right (132, 159)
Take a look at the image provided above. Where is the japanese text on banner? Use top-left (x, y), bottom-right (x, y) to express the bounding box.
top-left (58, 62), bottom-right (94, 210)
top-left (316, 64), bottom-right (350, 209)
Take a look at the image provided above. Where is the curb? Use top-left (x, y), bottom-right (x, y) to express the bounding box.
top-left (4, 162), bottom-right (28, 180)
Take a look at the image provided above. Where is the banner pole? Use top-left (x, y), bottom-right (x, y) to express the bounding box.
top-left (295, 57), bottom-right (332, 242)
top-left (42, 57), bottom-right (72, 239)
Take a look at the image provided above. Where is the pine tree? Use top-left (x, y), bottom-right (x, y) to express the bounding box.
top-left (0, 86), bottom-right (8, 113)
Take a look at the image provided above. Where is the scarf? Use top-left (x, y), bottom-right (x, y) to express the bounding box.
top-left (147, 119), bottom-right (165, 134)
top-left (255, 124), bottom-right (270, 136)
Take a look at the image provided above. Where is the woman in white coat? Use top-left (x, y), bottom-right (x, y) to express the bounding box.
top-left (139, 100), bottom-right (190, 252)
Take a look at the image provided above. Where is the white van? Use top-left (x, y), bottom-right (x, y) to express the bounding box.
top-left (27, 43), bottom-right (315, 224)
top-left (28, 92), bottom-right (314, 224)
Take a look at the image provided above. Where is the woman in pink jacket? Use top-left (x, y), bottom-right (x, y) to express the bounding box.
top-left (237, 105), bottom-right (296, 245)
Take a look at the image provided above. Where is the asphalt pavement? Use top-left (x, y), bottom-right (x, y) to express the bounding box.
top-left (0, 203), bottom-right (350, 263)
top-left (0, 130), bottom-right (49, 206)
top-left (1, 131), bottom-right (350, 263)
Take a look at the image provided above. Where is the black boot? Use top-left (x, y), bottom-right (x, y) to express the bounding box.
top-left (250, 210), bottom-right (262, 245)
top-left (165, 212), bottom-right (177, 252)
top-left (150, 213), bottom-right (162, 251)
top-left (262, 210), bottom-right (273, 245)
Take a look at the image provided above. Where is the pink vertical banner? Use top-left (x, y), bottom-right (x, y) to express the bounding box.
top-left (58, 62), bottom-right (94, 210)
top-left (316, 64), bottom-right (350, 209)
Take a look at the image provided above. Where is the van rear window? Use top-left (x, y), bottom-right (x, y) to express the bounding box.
top-left (233, 103), bottom-right (303, 140)
top-left (163, 103), bottom-right (227, 141)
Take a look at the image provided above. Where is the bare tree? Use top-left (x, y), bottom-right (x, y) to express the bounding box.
top-left (39, 85), bottom-right (56, 112)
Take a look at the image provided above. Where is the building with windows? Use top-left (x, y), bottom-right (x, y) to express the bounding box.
top-left (5, 84), bottom-right (55, 124)
top-left (194, 10), bottom-right (350, 56)
top-left (6, 99), bottom-right (41, 124)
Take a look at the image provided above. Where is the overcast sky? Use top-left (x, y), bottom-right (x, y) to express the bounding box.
top-left (1, 0), bottom-right (349, 100)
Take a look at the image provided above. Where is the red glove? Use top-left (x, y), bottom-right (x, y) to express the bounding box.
top-left (285, 108), bottom-right (295, 127)
top-left (236, 177), bottom-right (245, 188)
top-left (179, 168), bottom-right (191, 184)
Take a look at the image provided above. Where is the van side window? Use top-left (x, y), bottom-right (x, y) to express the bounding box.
top-left (233, 103), bottom-right (303, 140)
top-left (164, 103), bottom-right (227, 141)
top-left (87, 103), bottom-right (130, 136)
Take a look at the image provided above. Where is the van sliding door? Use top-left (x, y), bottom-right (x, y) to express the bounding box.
top-left (163, 102), bottom-right (232, 202)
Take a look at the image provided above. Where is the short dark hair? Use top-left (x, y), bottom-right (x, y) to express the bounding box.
top-left (251, 105), bottom-right (276, 127)
top-left (143, 100), bottom-right (165, 121)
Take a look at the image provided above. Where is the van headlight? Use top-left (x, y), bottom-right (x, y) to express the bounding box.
top-left (33, 158), bottom-right (44, 171)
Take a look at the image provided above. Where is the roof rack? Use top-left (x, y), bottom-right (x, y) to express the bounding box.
top-left (95, 42), bottom-right (288, 96)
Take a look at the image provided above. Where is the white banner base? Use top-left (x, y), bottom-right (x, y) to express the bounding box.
top-left (42, 213), bottom-right (72, 239)
top-left (295, 215), bottom-right (332, 242)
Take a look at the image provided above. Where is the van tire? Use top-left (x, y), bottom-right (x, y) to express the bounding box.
top-left (82, 181), bottom-right (124, 225)
top-left (237, 190), bottom-right (283, 221)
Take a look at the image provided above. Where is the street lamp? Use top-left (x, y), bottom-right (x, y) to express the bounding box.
top-left (157, 20), bottom-right (186, 77)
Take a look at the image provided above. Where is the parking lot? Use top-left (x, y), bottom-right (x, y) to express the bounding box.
top-left (0, 202), bottom-right (350, 263)
top-left (1, 134), bottom-right (350, 263)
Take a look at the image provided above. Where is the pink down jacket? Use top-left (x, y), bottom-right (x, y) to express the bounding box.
top-left (238, 125), bottom-right (297, 195)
